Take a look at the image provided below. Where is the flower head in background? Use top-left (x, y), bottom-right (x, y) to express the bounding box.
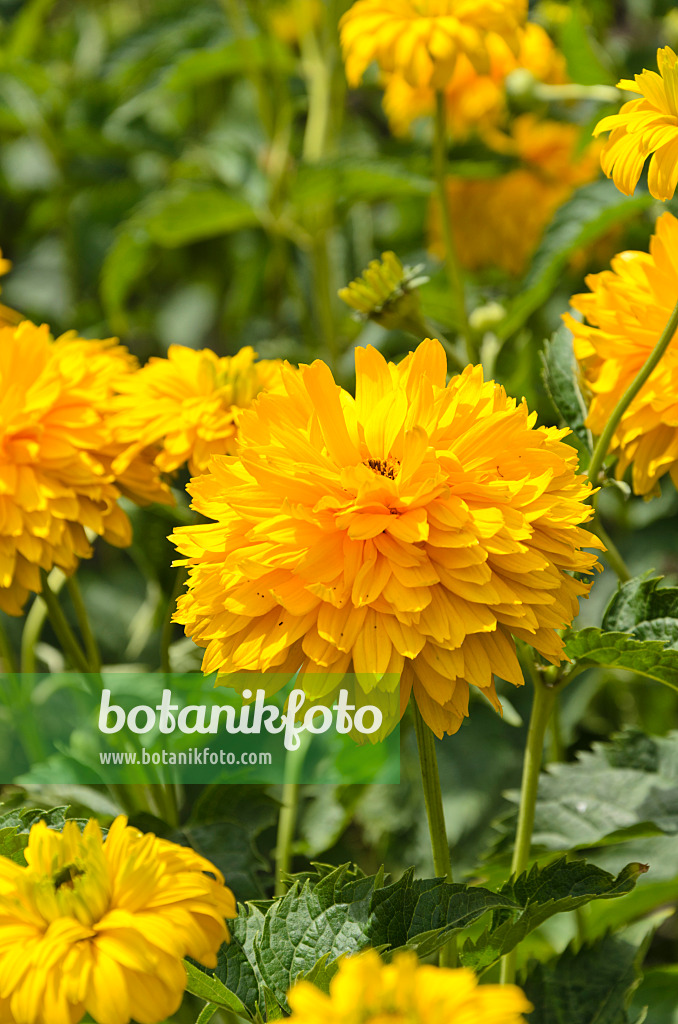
top-left (383, 22), bottom-right (567, 139)
top-left (429, 115), bottom-right (602, 275)
top-left (0, 250), bottom-right (24, 329)
top-left (0, 815), bottom-right (236, 1024)
top-left (0, 322), bottom-right (171, 615)
top-left (566, 211), bottom-right (678, 496)
top-left (110, 345), bottom-right (284, 478)
top-left (268, 0), bottom-right (321, 45)
top-left (594, 46), bottom-right (678, 201)
top-left (339, 0), bottom-right (527, 91)
top-left (172, 338), bottom-right (600, 739)
top-left (287, 949), bottom-right (532, 1024)
top-left (339, 251), bottom-right (429, 333)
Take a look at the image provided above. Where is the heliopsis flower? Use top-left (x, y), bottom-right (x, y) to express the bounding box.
top-left (0, 321), bottom-right (171, 615)
top-left (565, 211), bottom-right (678, 496)
top-left (429, 116), bottom-right (601, 275)
top-left (383, 22), bottom-right (567, 139)
top-left (339, 251), bottom-right (428, 332)
top-left (287, 949), bottom-right (531, 1024)
top-left (0, 815), bottom-right (236, 1024)
top-left (171, 338), bottom-right (600, 738)
top-left (339, 0), bottom-right (527, 91)
top-left (594, 46), bottom-right (678, 201)
top-left (110, 345), bottom-right (284, 478)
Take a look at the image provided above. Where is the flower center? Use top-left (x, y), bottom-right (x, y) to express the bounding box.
top-left (365, 456), bottom-right (400, 480)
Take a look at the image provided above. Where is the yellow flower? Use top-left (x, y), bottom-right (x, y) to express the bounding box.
top-left (171, 338), bottom-right (600, 739)
top-left (339, 251), bottom-right (428, 331)
top-left (594, 46), bottom-right (678, 201)
top-left (268, 0), bottom-right (321, 45)
top-left (339, 0), bottom-right (527, 91)
top-left (287, 949), bottom-right (532, 1024)
top-left (429, 116), bottom-right (601, 275)
top-left (565, 211), bottom-right (678, 496)
top-left (0, 815), bottom-right (236, 1024)
top-left (110, 345), bottom-right (284, 478)
top-left (383, 22), bottom-right (567, 139)
top-left (0, 321), bottom-right (171, 616)
top-left (0, 249), bottom-right (25, 329)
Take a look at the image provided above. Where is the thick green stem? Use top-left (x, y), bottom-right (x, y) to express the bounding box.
top-left (412, 698), bottom-right (457, 967)
top-left (66, 575), bottom-right (101, 673)
top-left (587, 297), bottom-right (678, 488)
top-left (433, 90), bottom-right (474, 365)
top-left (21, 569), bottom-right (67, 672)
top-left (500, 680), bottom-right (556, 984)
top-left (591, 515), bottom-right (631, 583)
top-left (38, 569), bottom-right (90, 674)
top-left (274, 734), bottom-right (311, 897)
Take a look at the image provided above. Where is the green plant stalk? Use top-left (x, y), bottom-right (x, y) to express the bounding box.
top-left (66, 575), bottom-right (101, 672)
top-left (500, 679), bottom-right (556, 984)
top-left (587, 296), bottom-right (678, 488)
top-left (274, 732), bottom-right (312, 897)
top-left (412, 698), bottom-right (457, 967)
top-left (0, 614), bottom-right (47, 763)
top-left (38, 568), bottom-right (90, 675)
top-left (591, 515), bottom-right (631, 583)
top-left (433, 90), bottom-right (474, 365)
top-left (161, 567), bottom-right (187, 674)
top-left (21, 568), bottom-right (67, 672)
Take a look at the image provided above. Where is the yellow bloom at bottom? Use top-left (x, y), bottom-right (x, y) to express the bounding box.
top-left (0, 816), bottom-right (237, 1024)
top-left (287, 950), bottom-right (532, 1024)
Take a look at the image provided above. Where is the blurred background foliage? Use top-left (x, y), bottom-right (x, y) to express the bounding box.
top-left (2, 0), bottom-right (678, 998)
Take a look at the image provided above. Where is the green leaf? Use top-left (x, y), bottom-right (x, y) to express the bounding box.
top-left (631, 966), bottom-right (678, 1024)
top-left (0, 805), bottom-right (88, 864)
top-left (216, 864), bottom-right (517, 1014)
top-left (524, 929), bottom-right (649, 1024)
top-left (290, 158), bottom-right (433, 212)
top-left (498, 181), bottom-right (653, 341)
top-left (603, 575), bottom-right (678, 639)
top-left (183, 961), bottom-right (248, 1016)
top-left (461, 858), bottom-right (645, 971)
top-left (563, 629), bottom-right (678, 692)
top-left (541, 324), bottom-right (592, 454)
top-left (142, 187), bottom-right (260, 248)
top-left (556, 1), bottom-right (616, 86)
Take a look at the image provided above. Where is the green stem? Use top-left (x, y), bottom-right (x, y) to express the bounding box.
top-left (412, 697), bottom-right (457, 967)
top-left (160, 567), bottom-right (187, 674)
top-left (274, 732), bottom-right (311, 897)
top-left (500, 679), bottom-right (556, 985)
top-left (38, 569), bottom-right (90, 674)
top-left (21, 569), bottom-right (67, 673)
top-left (66, 575), bottom-right (101, 672)
top-left (433, 90), bottom-right (474, 365)
top-left (587, 297), bottom-right (678, 488)
top-left (591, 515), bottom-right (631, 583)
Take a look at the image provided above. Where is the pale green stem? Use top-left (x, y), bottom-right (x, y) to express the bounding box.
top-left (21, 568), bottom-right (67, 673)
top-left (500, 680), bottom-right (556, 984)
top-left (587, 297), bottom-right (678, 488)
top-left (38, 569), bottom-right (90, 674)
top-left (591, 515), bottom-right (631, 583)
top-left (66, 575), bottom-right (101, 673)
top-left (274, 732), bottom-right (311, 896)
top-left (412, 698), bottom-right (457, 967)
top-left (433, 90), bottom-right (474, 365)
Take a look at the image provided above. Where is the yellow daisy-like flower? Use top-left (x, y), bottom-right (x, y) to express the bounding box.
top-left (383, 22), bottom-right (567, 139)
top-left (110, 345), bottom-right (284, 478)
top-left (339, 0), bottom-right (527, 91)
top-left (429, 116), bottom-right (602, 275)
top-left (594, 46), bottom-right (678, 201)
top-left (287, 949), bottom-right (532, 1024)
top-left (565, 211), bottom-right (678, 496)
top-left (0, 815), bottom-right (236, 1024)
top-left (0, 321), bottom-right (171, 616)
top-left (171, 338), bottom-right (600, 738)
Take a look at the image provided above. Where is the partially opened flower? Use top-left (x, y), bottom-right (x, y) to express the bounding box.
top-left (594, 46), bottom-right (678, 201)
top-left (110, 345), bottom-right (284, 477)
top-left (339, 0), bottom-right (527, 91)
top-left (429, 116), bottom-right (601, 275)
top-left (287, 949), bottom-right (531, 1024)
top-left (339, 251), bottom-right (428, 332)
top-left (0, 321), bottom-right (171, 615)
top-left (0, 815), bottom-right (237, 1024)
top-left (565, 211), bottom-right (678, 496)
top-left (383, 22), bottom-right (566, 139)
top-left (171, 338), bottom-right (600, 738)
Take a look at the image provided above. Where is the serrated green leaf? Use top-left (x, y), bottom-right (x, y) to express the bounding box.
top-left (0, 805), bottom-right (88, 864)
top-left (216, 864), bottom-right (516, 1014)
top-left (184, 961), bottom-right (248, 1016)
top-left (461, 859), bottom-right (644, 971)
top-left (564, 629), bottom-right (678, 691)
top-left (524, 930), bottom-right (647, 1024)
top-left (603, 576), bottom-right (678, 637)
top-left (541, 324), bottom-right (592, 454)
top-left (498, 181), bottom-right (653, 341)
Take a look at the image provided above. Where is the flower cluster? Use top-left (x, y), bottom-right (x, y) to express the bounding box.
top-left (567, 211), bottom-right (678, 496)
top-left (172, 338), bottom-right (600, 738)
top-left (287, 949), bottom-right (532, 1024)
top-left (110, 344), bottom-right (285, 477)
top-left (0, 321), bottom-right (171, 615)
top-left (0, 815), bottom-right (237, 1024)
